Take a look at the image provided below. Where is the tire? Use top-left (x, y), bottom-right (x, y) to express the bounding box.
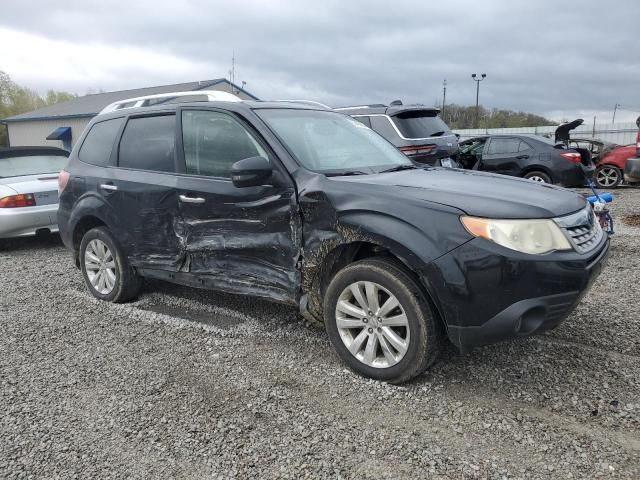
top-left (595, 165), bottom-right (622, 189)
top-left (323, 258), bottom-right (443, 384)
top-left (79, 226), bottom-right (141, 302)
top-left (524, 170), bottom-right (552, 184)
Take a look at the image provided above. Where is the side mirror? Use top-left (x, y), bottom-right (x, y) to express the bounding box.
top-left (231, 156), bottom-right (272, 188)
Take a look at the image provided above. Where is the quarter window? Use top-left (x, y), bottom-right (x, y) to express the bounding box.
top-left (181, 110), bottom-right (267, 178)
top-left (78, 118), bottom-right (124, 166)
top-left (118, 115), bottom-right (176, 172)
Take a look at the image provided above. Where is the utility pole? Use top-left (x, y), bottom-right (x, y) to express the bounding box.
top-left (612, 103), bottom-right (620, 124)
top-left (471, 73), bottom-right (487, 128)
top-left (441, 79), bottom-right (447, 118)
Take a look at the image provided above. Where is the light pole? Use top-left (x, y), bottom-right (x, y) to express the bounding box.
top-left (441, 79), bottom-right (447, 118)
top-left (612, 103), bottom-right (621, 124)
top-left (471, 73), bottom-right (486, 128)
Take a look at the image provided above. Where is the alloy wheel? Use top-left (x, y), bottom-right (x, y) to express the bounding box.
top-left (335, 281), bottom-right (410, 368)
top-left (84, 239), bottom-right (117, 295)
top-left (527, 175), bottom-right (546, 183)
top-left (596, 166), bottom-right (620, 187)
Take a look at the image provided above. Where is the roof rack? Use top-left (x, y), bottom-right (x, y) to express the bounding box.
top-left (334, 104), bottom-right (387, 111)
top-left (272, 99), bottom-right (331, 109)
top-left (99, 90), bottom-right (242, 114)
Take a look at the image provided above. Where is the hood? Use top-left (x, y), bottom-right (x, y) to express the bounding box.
top-left (333, 168), bottom-right (586, 219)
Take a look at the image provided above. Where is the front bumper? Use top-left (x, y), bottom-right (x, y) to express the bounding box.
top-left (624, 157), bottom-right (640, 183)
top-left (0, 203), bottom-right (59, 239)
top-left (425, 235), bottom-right (609, 352)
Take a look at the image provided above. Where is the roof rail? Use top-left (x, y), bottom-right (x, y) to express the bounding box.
top-left (334, 104), bottom-right (387, 111)
top-left (273, 99), bottom-right (331, 109)
top-left (99, 90), bottom-right (242, 114)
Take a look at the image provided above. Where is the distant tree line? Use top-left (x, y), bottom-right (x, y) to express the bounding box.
top-left (441, 103), bottom-right (557, 130)
top-left (0, 71), bottom-right (77, 146)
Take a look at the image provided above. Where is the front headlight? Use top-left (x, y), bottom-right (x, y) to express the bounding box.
top-left (461, 216), bottom-right (572, 254)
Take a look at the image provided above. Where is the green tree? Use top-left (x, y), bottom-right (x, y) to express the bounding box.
top-left (0, 71), bottom-right (78, 146)
top-left (441, 103), bottom-right (556, 130)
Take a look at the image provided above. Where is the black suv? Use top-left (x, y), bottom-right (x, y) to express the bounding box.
top-left (58, 91), bottom-right (609, 383)
top-left (336, 102), bottom-right (458, 165)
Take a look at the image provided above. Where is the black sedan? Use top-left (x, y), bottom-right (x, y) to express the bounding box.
top-left (456, 134), bottom-right (593, 187)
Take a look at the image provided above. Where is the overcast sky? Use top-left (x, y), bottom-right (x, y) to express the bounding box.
top-left (1, 0), bottom-right (639, 122)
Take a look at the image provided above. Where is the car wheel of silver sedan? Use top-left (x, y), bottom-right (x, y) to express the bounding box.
top-left (324, 258), bottom-right (443, 384)
top-left (79, 226), bottom-right (142, 303)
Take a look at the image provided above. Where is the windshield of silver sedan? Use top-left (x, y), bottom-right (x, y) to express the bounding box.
top-left (257, 109), bottom-right (413, 175)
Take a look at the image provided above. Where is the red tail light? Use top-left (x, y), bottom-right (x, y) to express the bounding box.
top-left (0, 194), bottom-right (36, 208)
top-left (399, 145), bottom-right (436, 156)
top-left (58, 170), bottom-right (70, 192)
top-left (560, 152), bottom-right (582, 163)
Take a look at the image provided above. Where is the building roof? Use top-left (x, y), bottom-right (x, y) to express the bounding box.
top-left (2, 78), bottom-right (258, 123)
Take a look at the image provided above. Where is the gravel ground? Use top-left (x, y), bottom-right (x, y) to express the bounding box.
top-left (1, 188), bottom-right (639, 479)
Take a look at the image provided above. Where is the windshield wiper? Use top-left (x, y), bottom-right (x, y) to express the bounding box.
top-left (324, 170), bottom-right (369, 177)
top-left (378, 164), bottom-right (418, 173)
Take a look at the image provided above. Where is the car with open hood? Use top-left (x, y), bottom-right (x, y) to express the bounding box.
top-left (57, 91), bottom-right (609, 383)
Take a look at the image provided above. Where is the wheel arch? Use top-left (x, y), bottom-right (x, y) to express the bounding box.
top-left (520, 164), bottom-right (554, 182)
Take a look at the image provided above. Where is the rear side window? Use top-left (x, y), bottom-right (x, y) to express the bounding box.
top-left (487, 138), bottom-right (521, 155)
top-left (370, 116), bottom-right (399, 141)
top-left (119, 115), bottom-right (176, 172)
top-left (353, 116), bottom-right (372, 128)
top-left (392, 112), bottom-right (451, 139)
top-left (181, 110), bottom-right (267, 178)
top-left (78, 118), bottom-right (124, 166)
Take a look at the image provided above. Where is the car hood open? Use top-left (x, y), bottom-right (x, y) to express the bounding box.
top-left (333, 168), bottom-right (587, 219)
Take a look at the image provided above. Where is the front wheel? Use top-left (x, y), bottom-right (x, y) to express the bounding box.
top-left (524, 170), bottom-right (552, 184)
top-left (79, 227), bottom-right (141, 302)
top-left (595, 165), bottom-right (622, 188)
top-left (323, 258), bottom-right (443, 383)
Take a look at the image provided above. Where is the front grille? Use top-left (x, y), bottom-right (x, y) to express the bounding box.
top-left (555, 207), bottom-right (604, 254)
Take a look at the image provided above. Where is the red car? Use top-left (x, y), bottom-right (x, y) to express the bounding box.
top-left (595, 144), bottom-right (637, 188)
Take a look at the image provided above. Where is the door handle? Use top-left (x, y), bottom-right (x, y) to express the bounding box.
top-left (179, 194), bottom-right (205, 204)
top-left (100, 183), bottom-right (118, 191)
top-left (516, 155), bottom-right (530, 160)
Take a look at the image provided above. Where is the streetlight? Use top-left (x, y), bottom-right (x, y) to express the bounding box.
top-left (471, 73), bottom-right (487, 128)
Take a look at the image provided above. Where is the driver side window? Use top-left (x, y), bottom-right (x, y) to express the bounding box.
top-left (181, 110), bottom-right (267, 178)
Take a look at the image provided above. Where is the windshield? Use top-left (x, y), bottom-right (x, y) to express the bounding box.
top-left (392, 112), bottom-right (451, 139)
top-left (0, 155), bottom-right (68, 178)
top-left (256, 109), bottom-right (411, 174)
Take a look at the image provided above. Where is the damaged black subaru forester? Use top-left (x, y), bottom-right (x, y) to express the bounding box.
top-left (58, 91), bottom-right (609, 383)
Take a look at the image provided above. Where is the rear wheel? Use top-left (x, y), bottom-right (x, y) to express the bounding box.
top-left (524, 171), bottom-right (552, 184)
top-left (324, 258), bottom-right (443, 383)
top-left (595, 165), bottom-right (622, 188)
top-left (79, 227), bottom-right (141, 302)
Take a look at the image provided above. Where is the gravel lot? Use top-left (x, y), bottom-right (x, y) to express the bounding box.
top-left (1, 188), bottom-right (639, 479)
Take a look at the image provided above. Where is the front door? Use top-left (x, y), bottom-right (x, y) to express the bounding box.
top-left (174, 108), bottom-right (301, 303)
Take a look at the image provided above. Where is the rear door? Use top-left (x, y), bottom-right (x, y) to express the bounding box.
top-left (110, 112), bottom-right (183, 270)
top-left (174, 107), bottom-right (300, 303)
top-left (481, 137), bottom-right (534, 176)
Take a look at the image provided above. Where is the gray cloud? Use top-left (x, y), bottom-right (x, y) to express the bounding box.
top-left (1, 0), bottom-right (639, 121)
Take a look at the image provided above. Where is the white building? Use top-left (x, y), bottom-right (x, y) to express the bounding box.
top-left (2, 79), bottom-right (258, 151)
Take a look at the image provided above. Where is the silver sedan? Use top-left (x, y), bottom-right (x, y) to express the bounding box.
top-left (0, 147), bottom-right (69, 239)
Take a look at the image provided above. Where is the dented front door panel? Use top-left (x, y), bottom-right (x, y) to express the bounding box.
top-left (174, 175), bottom-right (301, 303)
